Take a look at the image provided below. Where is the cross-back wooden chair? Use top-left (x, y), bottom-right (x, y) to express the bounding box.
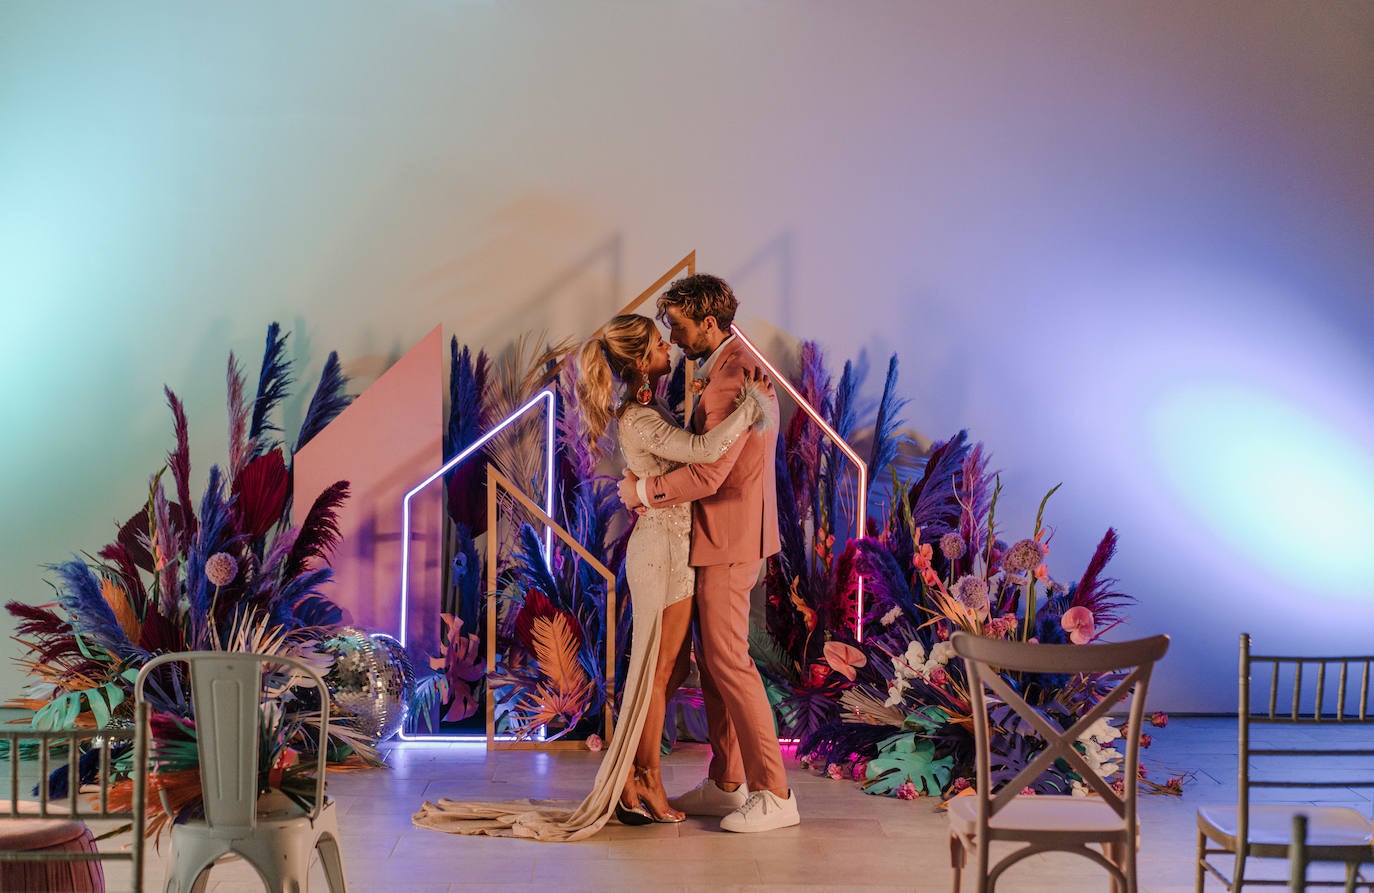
top-left (1197, 634), bottom-right (1374, 892)
top-left (948, 631), bottom-right (1171, 893)
top-left (0, 723), bottom-right (148, 892)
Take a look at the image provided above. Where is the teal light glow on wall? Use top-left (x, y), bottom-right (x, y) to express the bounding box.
top-left (1150, 383), bottom-right (1374, 594)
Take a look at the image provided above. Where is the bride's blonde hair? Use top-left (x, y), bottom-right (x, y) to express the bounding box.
top-left (576, 313), bottom-right (657, 456)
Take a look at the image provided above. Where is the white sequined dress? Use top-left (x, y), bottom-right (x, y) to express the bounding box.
top-left (412, 384), bottom-right (768, 841)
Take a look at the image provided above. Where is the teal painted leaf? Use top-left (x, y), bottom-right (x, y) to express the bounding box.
top-left (862, 731), bottom-right (954, 796)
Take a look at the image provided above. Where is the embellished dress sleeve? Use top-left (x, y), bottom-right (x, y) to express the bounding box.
top-left (620, 382), bottom-right (773, 465)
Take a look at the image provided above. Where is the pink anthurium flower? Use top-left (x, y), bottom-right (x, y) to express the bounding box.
top-left (824, 640), bottom-right (867, 681)
top-left (1061, 605), bottom-right (1095, 644)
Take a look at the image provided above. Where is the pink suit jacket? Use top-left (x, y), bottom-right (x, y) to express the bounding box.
top-left (641, 337), bottom-right (781, 566)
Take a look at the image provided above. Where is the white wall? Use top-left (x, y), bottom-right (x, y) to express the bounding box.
top-left (3, 1), bottom-right (1372, 711)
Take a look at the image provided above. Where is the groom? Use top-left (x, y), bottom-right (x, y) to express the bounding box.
top-left (618, 273), bottom-right (799, 832)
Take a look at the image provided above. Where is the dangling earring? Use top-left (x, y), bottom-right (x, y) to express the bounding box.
top-left (635, 375), bottom-right (653, 405)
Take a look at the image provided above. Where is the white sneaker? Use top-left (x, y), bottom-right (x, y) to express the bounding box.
top-left (667, 778), bottom-right (748, 817)
top-left (719, 789), bottom-right (800, 832)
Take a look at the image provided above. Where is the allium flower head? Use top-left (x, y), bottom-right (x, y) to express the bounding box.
top-left (950, 575), bottom-right (989, 611)
top-left (205, 552), bottom-right (238, 587)
top-left (1003, 538), bottom-right (1046, 574)
top-left (939, 533), bottom-right (966, 560)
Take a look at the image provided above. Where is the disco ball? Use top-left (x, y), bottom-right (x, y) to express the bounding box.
top-left (318, 627), bottom-right (414, 745)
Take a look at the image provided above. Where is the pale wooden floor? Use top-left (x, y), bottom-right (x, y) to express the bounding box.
top-left (93, 716), bottom-right (1372, 892)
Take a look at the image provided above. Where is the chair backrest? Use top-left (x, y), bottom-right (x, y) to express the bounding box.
top-left (133, 651), bottom-right (331, 834)
top-left (952, 632), bottom-right (1170, 822)
top-left (1238, 634), bottom-right (1374, 825)
top-left (0, 723), bottom-right (147, 891)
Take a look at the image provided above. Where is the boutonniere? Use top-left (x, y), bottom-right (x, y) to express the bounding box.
top-left (690, 377), bottom-right (710, 395)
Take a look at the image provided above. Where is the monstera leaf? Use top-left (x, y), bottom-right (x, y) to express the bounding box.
top-left (862, 730), bottom-right (954, 796)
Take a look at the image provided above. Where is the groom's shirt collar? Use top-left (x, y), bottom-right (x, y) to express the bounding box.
top-left (694, 333), bottom-right (735, 381)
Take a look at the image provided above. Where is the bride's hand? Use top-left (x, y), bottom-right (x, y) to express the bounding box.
top-left (747, 366), bottom-right (774, 397)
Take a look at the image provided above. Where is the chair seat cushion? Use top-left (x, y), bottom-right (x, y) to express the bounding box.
top-left (1197, 804), bottom-right (1373, 847)
top-left (949, 794), bottom-right (1127, 837)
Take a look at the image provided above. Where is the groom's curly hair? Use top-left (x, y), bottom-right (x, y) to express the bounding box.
top-left (656, 273), bottom-right (739, 329)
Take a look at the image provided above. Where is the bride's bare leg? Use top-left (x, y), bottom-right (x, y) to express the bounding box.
top-left (633, 596), bottom-right (694, 820)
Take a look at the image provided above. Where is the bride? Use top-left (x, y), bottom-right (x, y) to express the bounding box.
top-left (413, 313), bottom-right (773, 841)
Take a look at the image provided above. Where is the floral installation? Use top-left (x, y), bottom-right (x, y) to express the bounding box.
top-left (5, 323), bottom-right (384, 837)
top-left (412, 331), bottom-right (1180, 797)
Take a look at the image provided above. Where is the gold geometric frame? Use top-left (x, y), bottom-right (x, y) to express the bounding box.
top-left (484, 466), bottom-right (619, 750)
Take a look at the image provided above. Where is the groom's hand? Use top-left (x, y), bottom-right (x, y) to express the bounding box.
top-left (619, 471), bottom-right (646, 513)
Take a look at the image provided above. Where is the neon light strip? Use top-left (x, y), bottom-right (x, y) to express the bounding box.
top-left (397, 388), bottom-right (556, 742)
top-left (729, 325), bottom-right (869, 643)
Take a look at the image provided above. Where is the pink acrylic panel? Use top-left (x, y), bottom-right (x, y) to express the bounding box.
top-left (292, 325), bottom-right (444, 668)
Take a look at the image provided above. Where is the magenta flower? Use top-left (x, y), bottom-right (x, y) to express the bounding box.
top-left (895, 781), bottom-right (920, 800)
top-left (1060, 605), bottom-right (1095, 644)
top-left (585, 733), bottom-right (603, 752)
top-left (827, 763), bottom-right (845, 780)
top-left (951, 776), bottom-right (971, 792)
top-left (852, 759), bottom-right (869, 781)
top-left (928, 666), bottom-right (949, 686)
top-left (1151, 712), bottom-right (1169, 728)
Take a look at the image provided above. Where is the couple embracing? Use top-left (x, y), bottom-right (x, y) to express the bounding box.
top-left (414, 274), bottom-right (800, 840)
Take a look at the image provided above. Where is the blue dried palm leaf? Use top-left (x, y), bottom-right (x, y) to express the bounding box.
top-left (800, 720), bottom-right (896, 768)
top-left (184, 466), bottom-right (236, 648)
top-left (451, 524), bottom-right (482, 631)
top-left (295, 352), bottom-right (352, 453)
top-left (444, 342), bottom-right (489, 532)
top-left (867, 354), bottom-right (909, 499)
top-left (50, 560), bottom-right (141, 660)
top-left (907, 431), bottom-right (971, 539)
top-left (510, 524), bottom-right (559, 603)
top-left (268, 567), bottom-right (334, 630)
top-left (250, 322), bottom-right (293, 446)
top-left (824, 360), bottom-right (861, 533)
top-left (664, 354), bottom-right (686, 423)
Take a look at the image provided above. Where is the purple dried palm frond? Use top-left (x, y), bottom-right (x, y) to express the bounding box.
top-left (555, 358), bottom-right (599, 482)
top-left (786, 342), bottom-right (831, 505)
top-left (295, 351), bottom-right (353, 453)
top-left (226, 353), bottom-right (252, 484)
top-left (97, 540), bottom-right (147, 611)
top-left (49, 559), bottom-right (142, 661)
top-left (955, 443), bottom-right (995, 558)
top-left (163, 387), bottom-right (196, 550)
top-left (907, 431), bottom-right (971, 541)
top-left (831, 537), bottom-right (914, 634)
top-left (6, 601), bottom-right (71, 642)
top-left (152, 481), bottom-right (180, 616)
top-left (283, 481), bottom-right (350, 582)
top-left (1070, 528), bottom-right (1133, 626)
top-left (248, 526), bottom-right (298, 604)
top-left (249, 322), bottom-right (293, 447)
